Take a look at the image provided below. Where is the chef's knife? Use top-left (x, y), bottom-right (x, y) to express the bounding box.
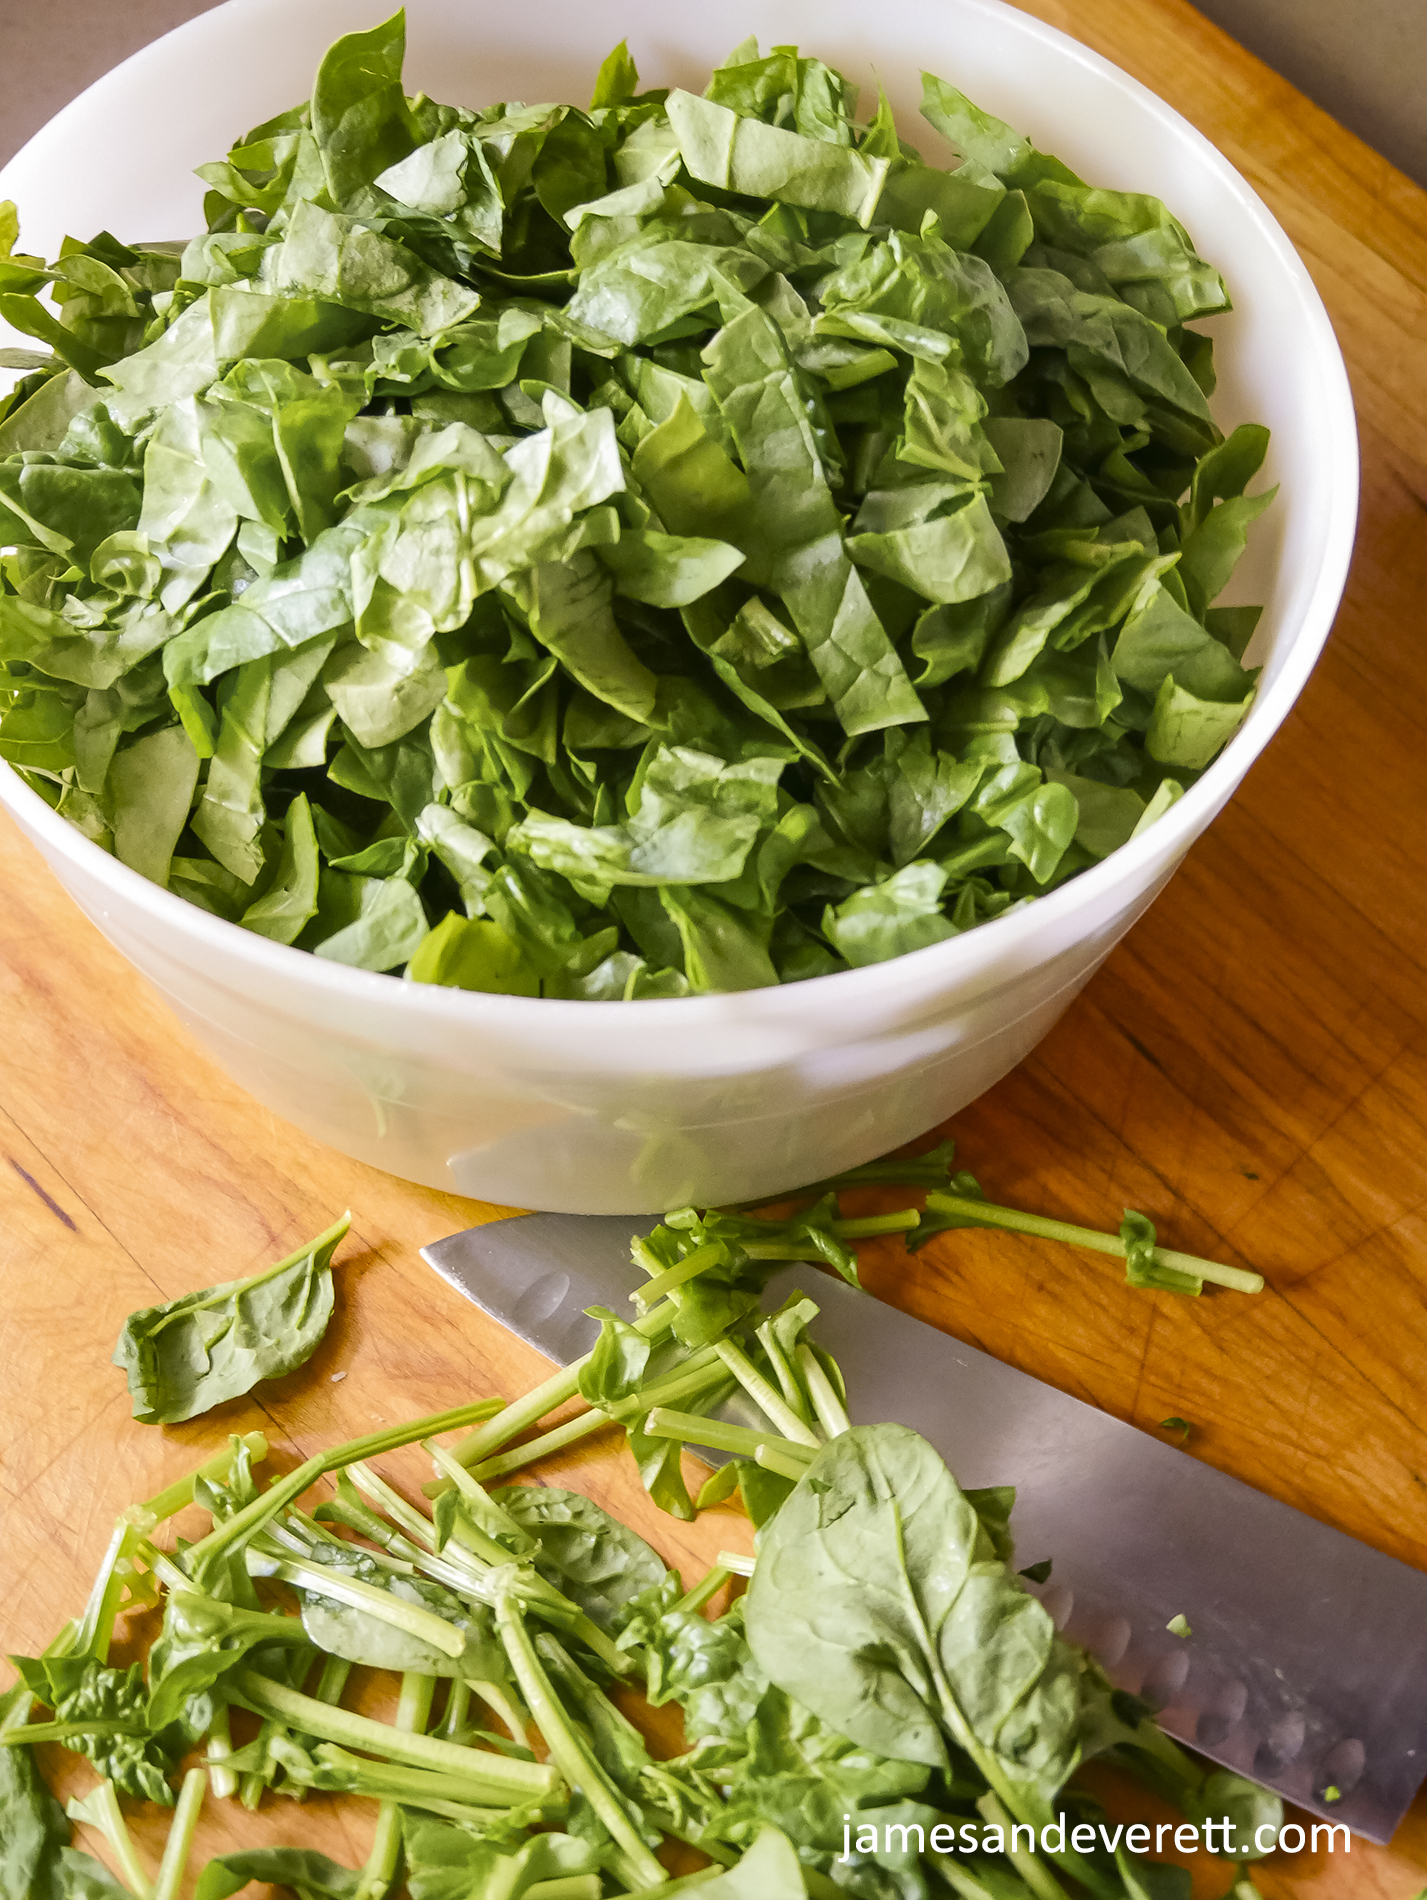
top-left (422, 1212), bottom-right (1427, 1845)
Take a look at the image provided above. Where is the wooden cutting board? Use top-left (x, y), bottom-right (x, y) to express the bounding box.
top-left (2, 0), bottom-right (1426, 1893)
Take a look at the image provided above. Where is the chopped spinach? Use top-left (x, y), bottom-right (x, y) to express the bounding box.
top-left (0, 21), bottom-right (1272, 995)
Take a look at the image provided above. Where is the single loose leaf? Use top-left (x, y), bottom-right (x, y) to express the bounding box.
top-left (745, 1423), bottom-right (1081, 1797)
top-left (195, 1848), bottom-right (360, 1900)
top-left (112, 1214), bottom-right (350, 1423)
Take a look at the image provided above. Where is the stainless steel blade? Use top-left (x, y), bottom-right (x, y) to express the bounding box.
top-left (423, 1213), bottom-right (1427, 1845)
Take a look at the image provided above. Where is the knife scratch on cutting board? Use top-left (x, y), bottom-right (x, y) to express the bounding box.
top-left (7, 1154), bottom-right (77, 1230)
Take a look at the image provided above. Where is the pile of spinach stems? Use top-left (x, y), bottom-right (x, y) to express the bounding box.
top-left (6, 1190), bottom-right (1283, 1900)
top-left (0, 14), bottom-right (1275, 999)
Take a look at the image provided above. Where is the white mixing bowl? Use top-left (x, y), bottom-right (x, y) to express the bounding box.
top-left (0, 0), bottom-right (1356, 1212)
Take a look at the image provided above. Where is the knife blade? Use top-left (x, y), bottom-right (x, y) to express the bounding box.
top-left (422, 1212), bottom-right (1427, 1845)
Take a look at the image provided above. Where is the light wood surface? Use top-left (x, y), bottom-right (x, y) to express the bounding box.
top-left (3, 0), bottom-right (1427, 1893)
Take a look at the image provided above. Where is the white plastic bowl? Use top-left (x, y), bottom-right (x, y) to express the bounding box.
top-left (0, 0), bottom-right (1356, 1212)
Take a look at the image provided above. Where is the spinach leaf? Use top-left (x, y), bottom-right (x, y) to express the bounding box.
top-left (669, 91), bottom-right (889, 225)
top-left (194, 1847), bottom-right (360, 1900)
top-left (407, 912), bottom-right (539, 994)
top-left (309, 12), bottom-right (418, 206)
top-left (0, 1681), bottom-right (69, 1900)
top-left (145, 1592), bottom-right (312, 1730)
top-left (702, 307), bottom-right (926, 738)
top-left (55, 1850), bottom-right (132, 1900)
top-left (501, 1485), bottom-right (669, 1628)
top-left (675, 1825), bottom-right (809, 1896)
top-left (112, 1213), bottom-right (350, 1423)
top-left (744, 1424), bottom-right (1081, 1807)
top-left (5, 27), bottom-right (1272, 999)
top-left (8, 1657), bottom-right (181, 1804)
top-left (510, 745), bottom-right (781, 890)
top-left (624, 1419), bottom-right (697, 1522)
top-left (824, 861), bottom-right (959, 967)
top-left (400, 1812), bottom-right (602, 1900)
top-left (272, 203), bottom-right (481, 336)
top-left (628, 1594), bottom-right (771, 1745)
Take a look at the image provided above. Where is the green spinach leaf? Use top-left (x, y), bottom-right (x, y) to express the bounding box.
top-left (112, 1213), bottom-right (350, 1423)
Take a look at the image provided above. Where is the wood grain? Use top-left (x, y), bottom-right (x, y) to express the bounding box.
top-left (3, 0), bottom-right (1427, 1893)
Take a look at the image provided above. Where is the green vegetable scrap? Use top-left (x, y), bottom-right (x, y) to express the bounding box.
top-left (913, 1177), bottom-right (1262, 1295)
top-left (1, 1187), bottom-right (1289, 1900)
top-left (0, 18), bottom-right (1273, 995)
top-left (112, 1212), bottom-right (351, 1422)
top-left (745, 1132), bottom-right (1262, 1297)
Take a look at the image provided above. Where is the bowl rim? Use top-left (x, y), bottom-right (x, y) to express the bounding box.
top-left (0, 0), bottom-right (1360, 1028)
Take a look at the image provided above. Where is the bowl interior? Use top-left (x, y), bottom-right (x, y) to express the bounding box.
top-left (0, 0), bottom-right (1356, 1023)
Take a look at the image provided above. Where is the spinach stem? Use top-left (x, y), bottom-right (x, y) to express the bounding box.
top-left (925, 1193), bottom-right (1263, 1293)
top-left (74, 1518), bottom-right (142, 1662)
top-left (423, 1441), bottom-right (530, 1547)
top-left (976, 1794), bottom-right (1073, 1900)
top-left (205, 1703), bottom-right (237, 1800)
top-left (314, 1653), bottom-right (354, 1706)
top-left (715, 1552), bottom-right (756, 1578)
top-left (929, 1856), bottom-right (1003, 1900)
top-left (3, 1721), bottom-right (139, 1745)
top-left (182, 1455), bottom-right (327, 1576)
top-left (325, 1398), bottom-right (506, 1469)
top-left (450, 1299), bottom-right (679, 1469)
top-left (461, 1351), bottom-right (728, 1484)
top-left (347, 1461), bottom-right (440, 1547)
top-left (315, 1741), bottom-right (511, 1815)
top-left (67, 1781), bottom-right (154, 1900)
top-left (755, 1442), bottom-right (814, 1481)
top-left (829, 1208), bottom-right (921, 1238)
top-left (152, 1767), bottom-right (206, 1900)
top-left (398, 1494), bottom-right (629, 1676)
top-left (797, 1344), bottom-right (851, 1437)
top-left (642, 1407), bottom-right (815, 1466)
top-left (255, 1552), bottom-right (465, 1658)
top-left (711, 1340), bottom-right (821, 1448)
top-left (233, 1670), bottom-right (556, 1802)
top-left (467, 1409), bottom-right (607, 1482)
top-left (1128, 1714), bottom-right (1205, 1782)
top-left (607, 1350), bottom-right (727, 1419)
top-left (495, 1594), bottom-right (666, 1891)
top-left (754, 1320), bottom-right (813, 1425)
top-left (739, 1239), bottom-right (830, 1260)
top-left (136, 1432), bottom-right (270, 1525)
top-left (354, 1672), bottom-right (435, 1900)
top-left (741, 1142), bottom-right (955, 1203)
top-left (631, 1241), bottom-right (725, 1309)
top-left (184, 1399), bottom-right (508, 1577)
top-left (240, 1716), bottom-right (284, 1812)
top-left (439, 1678), bottom-right (472, 1741)
top-left (313, 1485), bottom-right (628, 1678)
top-left (674, 1565), bottom-right (732, 1615)
top-left (473, 1680), bottom-right (530, 1744)
top-left (538, 1634), bottom-right (649, 1770)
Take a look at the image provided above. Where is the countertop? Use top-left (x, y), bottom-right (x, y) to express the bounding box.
top-left (2, 0), bottom-right (1427, 1894)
